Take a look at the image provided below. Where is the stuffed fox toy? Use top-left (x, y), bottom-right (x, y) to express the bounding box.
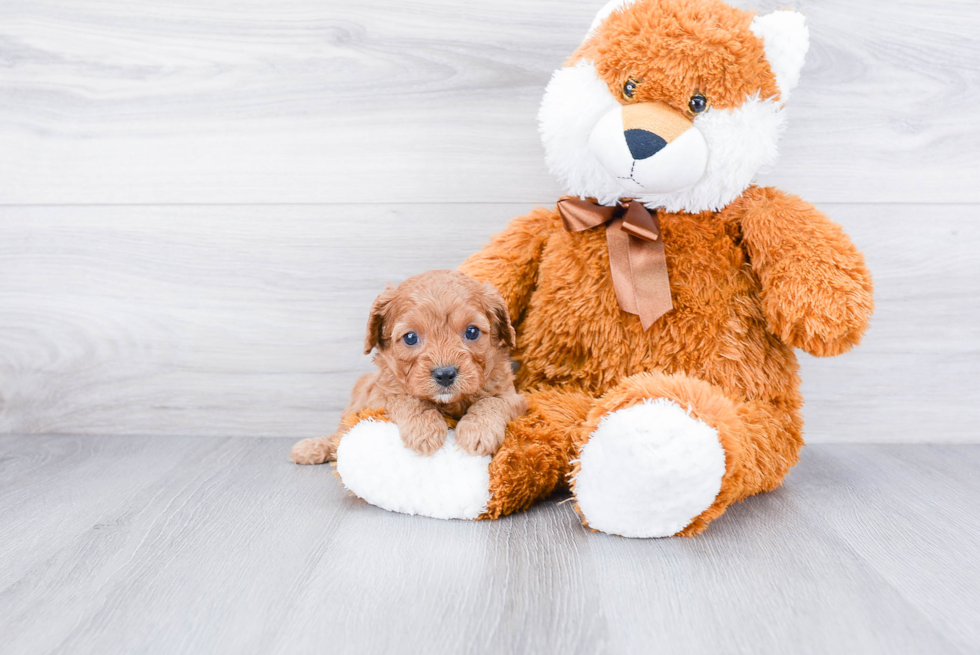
top-left (329, 0), bottom-right (874, 537)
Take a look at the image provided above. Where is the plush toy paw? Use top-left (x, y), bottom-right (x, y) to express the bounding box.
top-left (336, 419), bottom-right (491, 520)
top-left (762, 258), bottom-right (874, 358)
top-left (572, 398), bottom-right (726, 538)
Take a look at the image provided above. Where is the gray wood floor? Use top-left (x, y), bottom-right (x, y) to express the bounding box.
top-left (1, 436), bottom-right (978, 655)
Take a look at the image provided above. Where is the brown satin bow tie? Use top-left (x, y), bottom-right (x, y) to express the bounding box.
top-left (557, 197), bottom-right (673, 330)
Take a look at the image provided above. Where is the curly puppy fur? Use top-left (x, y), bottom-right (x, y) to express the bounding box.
top-left (291, 270), bottom-right (526, 464)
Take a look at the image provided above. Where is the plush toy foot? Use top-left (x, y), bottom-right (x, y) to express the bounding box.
top-left (573, 398), bottom-right (727, 538)
top-left (336, 419), bottom-right (492, 520)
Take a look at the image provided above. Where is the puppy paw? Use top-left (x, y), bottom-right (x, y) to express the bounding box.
top-left (455, 416), bottom-right (505, 457)
top-left (291, 436), bottom-right (337, 465)
top-left (400, 411), bottom-right (449, 456)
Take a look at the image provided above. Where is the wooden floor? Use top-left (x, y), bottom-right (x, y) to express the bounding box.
top-left (1, 436), bottom-right (978, 654)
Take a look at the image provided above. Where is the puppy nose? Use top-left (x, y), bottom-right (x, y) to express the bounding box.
top-left (624, 129), bottom-right (667, 160)
top-left (432, 366), bottom-right (458, 387)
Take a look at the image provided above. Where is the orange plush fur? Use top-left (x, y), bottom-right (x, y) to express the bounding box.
top-left (291, 270), bottom-right (525, 464)
top-left (570, 0), bottom-right (781, 111)
top-left (335, 0), bottom-right (874, 536)
top-left (463, 186), bottom-right (872, 533)
top-left (459, 1), bottom-right (872, 534)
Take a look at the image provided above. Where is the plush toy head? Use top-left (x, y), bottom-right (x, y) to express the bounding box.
top-left (539, 0), bottom-right (809, 213)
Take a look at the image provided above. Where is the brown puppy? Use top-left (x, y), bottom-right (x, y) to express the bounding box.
top-left (291, 270), bottom-right (526, 465)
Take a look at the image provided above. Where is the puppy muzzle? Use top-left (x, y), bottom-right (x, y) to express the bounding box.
top-left (431, 365), bottom-right (459, 388)
top-left (589, 101), bottom-right (708, 195)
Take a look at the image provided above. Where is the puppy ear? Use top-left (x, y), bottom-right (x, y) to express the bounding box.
top-left (364, 284), bottom-right (397, 354)
top-left (481, 282), bottom-right (517, 350)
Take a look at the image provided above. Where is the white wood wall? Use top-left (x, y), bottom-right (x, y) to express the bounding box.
top-left (1, 0), bottom-right (977, 442)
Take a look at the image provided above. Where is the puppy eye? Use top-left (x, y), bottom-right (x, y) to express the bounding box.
top-left (464, 326), bottom-right (481, 341)
top-left (688, 93), bottom-right (708, 115)
top-left (402, 332), bottom-right (419, 346)
top-left (622, 77), bottom-right (640, 100)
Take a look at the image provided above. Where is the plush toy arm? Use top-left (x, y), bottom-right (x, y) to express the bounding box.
top-left (458, 207), bottom-right (558, 325)
top-left (738, 187), bottom-right (874, 357)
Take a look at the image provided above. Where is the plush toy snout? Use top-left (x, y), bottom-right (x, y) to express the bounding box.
top-left (622, 102), bottom-right (692, 158)
top-left (588, 101), bottom-right (708, 195)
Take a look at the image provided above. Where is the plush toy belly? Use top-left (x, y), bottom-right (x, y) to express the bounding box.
top-left (335, 420), bottom-right (491, 520)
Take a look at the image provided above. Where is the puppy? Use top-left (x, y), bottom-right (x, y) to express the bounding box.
top-left (291, 270), bottom-right (526, 465)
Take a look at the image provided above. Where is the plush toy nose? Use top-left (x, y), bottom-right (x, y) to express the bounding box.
top-left (432, 366), bottom-right (459, 387)
top-left (624, 129), bottom-right (667, 160)
top-left (621, 101), bottom-right (693, 161)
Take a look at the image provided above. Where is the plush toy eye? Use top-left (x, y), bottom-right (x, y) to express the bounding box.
top-left (402, 332), bottom-right (419, 346)
top-left (688, 93), bottom-right (708, 114)
top-left (622, 78), bottom-right (640, 100)
top-left (464, 326), bottom-right (481, 341)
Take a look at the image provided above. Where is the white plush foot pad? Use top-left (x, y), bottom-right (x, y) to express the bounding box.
top-left (335, 420), bottom-right (492, 520)
top-left (573, 399), bottom-right (726, 538)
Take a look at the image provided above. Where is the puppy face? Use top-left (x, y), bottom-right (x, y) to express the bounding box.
top-left (364, 270), bottom-right (516, 405)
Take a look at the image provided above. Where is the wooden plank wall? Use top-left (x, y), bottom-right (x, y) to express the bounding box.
top-left (1, 0), bottom-right (977, 442)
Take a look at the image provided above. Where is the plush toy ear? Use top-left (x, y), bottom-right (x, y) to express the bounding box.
top-left (364, 284), bottom-right (397, 354)
top-left (587, 0), bottom-right (639, 38)
top-left (481, 283), bottom-right (517, 350)
top-left (750, 10), bottom-right (810, 101)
